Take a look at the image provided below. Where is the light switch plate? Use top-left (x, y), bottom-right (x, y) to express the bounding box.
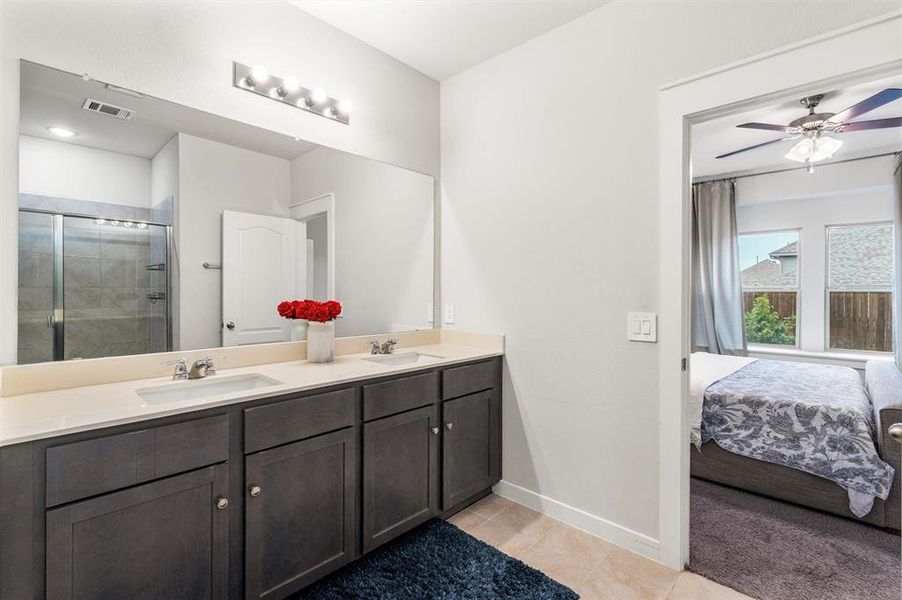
top-left (444, 303), bottom-right (455, 324)
top-left (627, 312), bottom-right (657, 342)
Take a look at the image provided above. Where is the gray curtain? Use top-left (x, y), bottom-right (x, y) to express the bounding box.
top-left (692, 180), bottom-right (747, 356)
top-left (893, 155), bottom-right (901, 370)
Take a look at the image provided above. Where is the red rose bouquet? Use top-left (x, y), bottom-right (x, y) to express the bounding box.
top-left (277, 300), bottom-right (342, 323)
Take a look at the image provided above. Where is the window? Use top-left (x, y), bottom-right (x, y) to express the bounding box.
top-left (738, 231), bottom-right (800, 346)
top-left (827, 223), bottom-right (894, 352)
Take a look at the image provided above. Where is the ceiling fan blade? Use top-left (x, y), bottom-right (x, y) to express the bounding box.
top-left (836, 116), bottom-right (902, 132)
top-left (829, 88), bottom-right (902, 123)
top-left (736, 122), bottom-right (797, 133)
top-left (715, 136), bottom-right (799, 159)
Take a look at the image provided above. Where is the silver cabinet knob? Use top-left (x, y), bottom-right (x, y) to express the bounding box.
top-left (216, 497), bottom-right (229, 510)
top-left (226, 321), bottom-right (236, 330)
top-left (431, 426), bottom-right (439, 435)
top-left (889, 423), bottom-right (902, 444)
top-left (445, 422), bottom-right (453, 430)
top-left (249, 484), bottom-right (262, 497)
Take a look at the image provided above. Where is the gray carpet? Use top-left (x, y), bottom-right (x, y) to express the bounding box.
top-left (689, 477), bottom-right (901, 600)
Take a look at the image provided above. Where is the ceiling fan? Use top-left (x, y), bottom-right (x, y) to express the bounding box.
top-left (715, 88), bottom-right (902, 170)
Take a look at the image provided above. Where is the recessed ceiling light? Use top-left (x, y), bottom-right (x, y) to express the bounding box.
top-left (47, 126), bottom-right (77, 138)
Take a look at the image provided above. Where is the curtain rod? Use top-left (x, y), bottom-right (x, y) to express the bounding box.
top-left (693, 151), bottom-right (902, 185)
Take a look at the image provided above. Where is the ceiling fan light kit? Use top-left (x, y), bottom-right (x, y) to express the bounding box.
top-left (715, 88), bottom-right (902, 171)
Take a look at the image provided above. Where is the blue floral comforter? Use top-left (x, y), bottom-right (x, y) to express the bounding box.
top-left (700, 359), bottom-right (894, 517)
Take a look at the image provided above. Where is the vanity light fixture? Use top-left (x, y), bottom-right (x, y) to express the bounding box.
top-left (47, 126), bottom-right (77, 138)
top-left (232, 62), bottom-right (350, 125)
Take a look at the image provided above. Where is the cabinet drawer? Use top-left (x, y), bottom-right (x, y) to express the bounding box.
top-left (442, 359), bottom-right (499, 400)
top-left (363, 372), bottom-right (439, 421)
top-left (46, 414), bottom-right (229, 507)
top-left (244, 388), bottom-right (356, 453)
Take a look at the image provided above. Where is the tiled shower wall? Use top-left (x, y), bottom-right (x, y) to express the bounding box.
top-left (62, 217), bottom-right (159, 360)
top-left (17, 211), bottom-right (54, 364)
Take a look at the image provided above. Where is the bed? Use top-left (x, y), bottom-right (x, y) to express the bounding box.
top-left (689, 353), bottom-right (902, 530)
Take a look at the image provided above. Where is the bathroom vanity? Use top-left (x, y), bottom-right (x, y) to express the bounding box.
top-left (0, 349), bottom-right (502, 600)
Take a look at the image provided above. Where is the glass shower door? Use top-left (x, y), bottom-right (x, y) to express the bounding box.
top-left (17, 210), bottom-right (171, 363)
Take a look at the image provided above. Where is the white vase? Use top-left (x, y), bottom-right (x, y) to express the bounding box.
top-left (306, 321), bottom-right (335, 363)
top-left (290, 320), bottom-right (308, 341)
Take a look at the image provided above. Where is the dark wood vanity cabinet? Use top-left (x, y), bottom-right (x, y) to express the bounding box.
top-left (441, 389), bottom-right (501, 510)
top-left (46, 464), bottom-right (230, 600)
top-left (0, 356), bottom-right (502, 600)
top-left (362, 404), bottom-right (440, 553)
top-left (245, 428), bottom-right (358, 600)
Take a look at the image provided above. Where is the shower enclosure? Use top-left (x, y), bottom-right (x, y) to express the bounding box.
top-left (17, 209), bottom-right (172, 364)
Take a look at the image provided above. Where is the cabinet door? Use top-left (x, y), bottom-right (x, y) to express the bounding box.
top-left (442, 390), bottom-right (501, 510)
top-left (363, 404), bottom-right (439, 553)
top-left (46, 464), bottom-right (229, 600)
top-left (245, 428), bottom-right (357, 600)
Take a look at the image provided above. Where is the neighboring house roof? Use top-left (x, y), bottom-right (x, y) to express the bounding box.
top-left (741, 224), bottom-right (894, 289)
top-left (741, 258), bottom-right (797, 289)
top-left (828, 224), bottom-right (894, 288)
top-left (769, 241), bottom-right (798, 258)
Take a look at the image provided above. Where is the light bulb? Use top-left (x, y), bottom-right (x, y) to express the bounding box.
top-left (310, 88), bottom-right (327, 104)
top-left (323, 106), bottom-right (336, 118)
top-left (123, 221), bottom-right (134, 227)
top-left (250, 65), bottom-right (269, 83)
top-left (95, 219), bottom-right (106, 225)
top-left (282, 77), bottom-right (300, 93)
top-left (47, 126), bottom-right (77, 138)
top-left (336, 99), bottom-right (352, 114)
top-left (137, 223), bottom-right (147, 229)
top-left (111, 220), bottom-right (120, 226)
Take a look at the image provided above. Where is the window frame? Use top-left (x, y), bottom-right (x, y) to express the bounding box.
top-left (738, 227), bottom-right (802, 349)
top-left (824, 220), bottom-right (894, 355)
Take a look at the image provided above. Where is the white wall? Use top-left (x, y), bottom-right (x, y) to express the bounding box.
top-left (1, 0), bottom-right (439, 364)
top-left (440, 0), bottom-right (899, 553)
top-left (177, 134), bottom-right (291, 350)
top-left (290, 147), bottom-right (434, 337)
top-left (150, 135), bottom-right (179, 348)
top-left (736, 157), bottom-right (895, 354)
top-left (19, 135), bottom-right (150, 207)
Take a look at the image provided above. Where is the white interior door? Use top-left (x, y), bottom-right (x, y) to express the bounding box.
top-left (222, 210), bottom-right (306, 346)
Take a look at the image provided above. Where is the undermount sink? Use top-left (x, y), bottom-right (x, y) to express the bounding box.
top-left (137, 373), bottom-right (283, 405)
top-left (361, 352), bottom-right (444, 366)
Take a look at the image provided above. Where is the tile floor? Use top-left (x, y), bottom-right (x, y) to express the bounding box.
top-left (447, 494), bottom-right (753, 600)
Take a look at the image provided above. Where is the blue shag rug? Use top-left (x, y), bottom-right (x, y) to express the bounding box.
top-left (299, 519), bottom-right (578, 599)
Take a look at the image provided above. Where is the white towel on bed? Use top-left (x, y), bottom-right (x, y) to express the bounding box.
top-left (689, 352), bottom-right (757, 446)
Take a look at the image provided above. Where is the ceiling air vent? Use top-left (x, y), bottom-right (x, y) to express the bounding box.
top-left (82, 98), bottom-right (134, 120)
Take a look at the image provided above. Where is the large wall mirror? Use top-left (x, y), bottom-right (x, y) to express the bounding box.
top-left (16, 61), bottom-right (435, 365)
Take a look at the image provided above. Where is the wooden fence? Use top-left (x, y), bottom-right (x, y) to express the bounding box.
top-left (829, 291), bottom-right (893, 353)
top-left (742, 290), bottom-right (894, 352)
top-left (742, 291), bottom-right (797, 320)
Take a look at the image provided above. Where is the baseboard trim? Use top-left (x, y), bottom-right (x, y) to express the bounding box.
top-left (493, 480), bottom-right (661, 562)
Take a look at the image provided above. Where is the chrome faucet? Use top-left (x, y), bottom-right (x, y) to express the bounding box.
top-left (369, 339), bottom-right (399, 355)
top-left (163, 358), bottom-right (189, 380)
top-left (188, 357), bottom-right (218, 379)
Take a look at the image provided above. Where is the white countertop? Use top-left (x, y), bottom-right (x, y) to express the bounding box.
top-left (0, 342), bottom-right (501, 446)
